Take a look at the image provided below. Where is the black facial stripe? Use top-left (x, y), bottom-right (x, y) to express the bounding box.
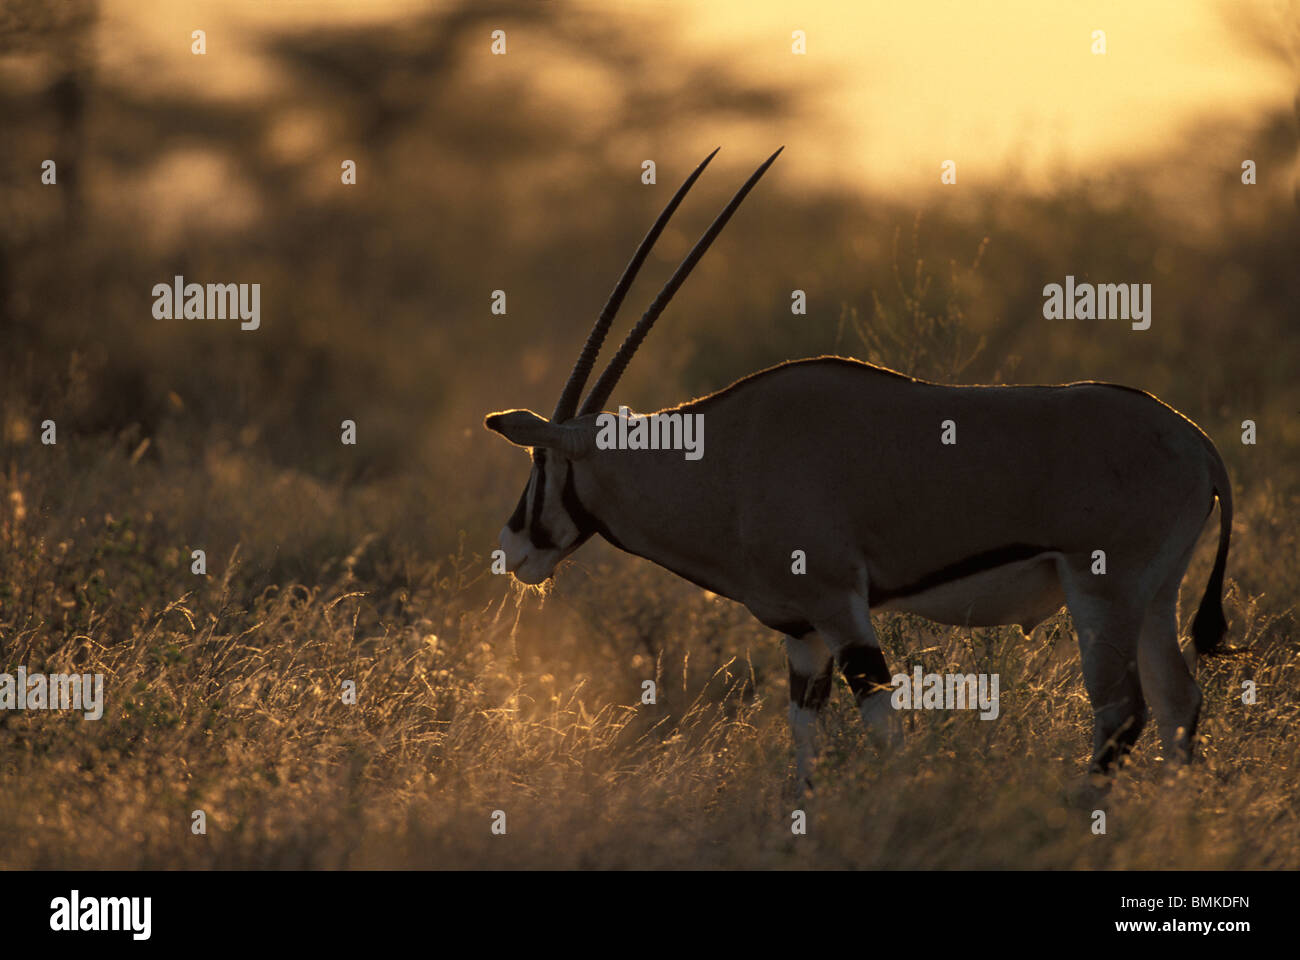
top-left (560, 468), bottom-right (599, 544)
top-left (506, 486), bottom-right (528, 532)
top-left (528, 451), bottom-right (557, 550)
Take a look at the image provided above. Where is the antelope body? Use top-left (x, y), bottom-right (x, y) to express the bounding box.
top-left (485, 149), bottom-right (1233, 787)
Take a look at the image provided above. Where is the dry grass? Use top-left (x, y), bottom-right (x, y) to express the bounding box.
top-left (2, 0), bottom-right (1296, 870)
top-left (1, 427), bottom-right (1296, 869)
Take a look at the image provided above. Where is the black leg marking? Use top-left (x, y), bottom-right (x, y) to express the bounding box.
top-left (1094, 708), bottom-right (1148, 774)
top-left (1117, 702), bottom-right (1148, 757)
top-left (789, 658), bottom-right (835, 711)
top-left (1090, 678), bottom-right (1147, 774)
top-left (838, 645), bottom-right (892, 704)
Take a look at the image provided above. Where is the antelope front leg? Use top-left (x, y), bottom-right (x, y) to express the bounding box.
top-left (818, 595), bottom-right (902, 748)
top-left (785, 631), bottom-right (835, 792)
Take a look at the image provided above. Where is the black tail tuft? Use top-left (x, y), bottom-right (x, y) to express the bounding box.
top-left (1191, 566), bottom-right (1228, 655)
top-left (1191, 454), bottom-right (1233, 657)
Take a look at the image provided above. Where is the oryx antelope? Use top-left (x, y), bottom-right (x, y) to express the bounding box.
top-left (485, 148), bottom-right (1234, 787)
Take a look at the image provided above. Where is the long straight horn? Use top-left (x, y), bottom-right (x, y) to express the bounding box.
top-left (578, 147), bottom-right (783, 417)
top-left (550, 148), bottom-right (721, 422)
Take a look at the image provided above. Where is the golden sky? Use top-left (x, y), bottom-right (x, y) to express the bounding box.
top-left (99, 0), bottom-right (1297, 195)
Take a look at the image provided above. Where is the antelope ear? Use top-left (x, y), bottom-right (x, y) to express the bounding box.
top-left (484, 409), bottom-right (593, 459)
top-left (484, 409), bottom-right (554, 447)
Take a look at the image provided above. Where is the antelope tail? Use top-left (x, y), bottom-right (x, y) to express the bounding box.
top-left (1191, 439), bottom-right (1233, 656)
